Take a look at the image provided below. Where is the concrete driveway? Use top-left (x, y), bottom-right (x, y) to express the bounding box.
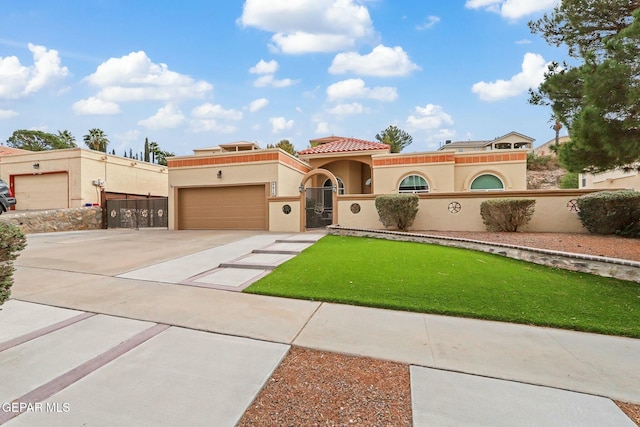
top-left (2, 229), bottom-right (638, 426)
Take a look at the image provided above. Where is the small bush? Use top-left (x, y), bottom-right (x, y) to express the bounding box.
top-left (577, 190), bottom-right (640, 237)
top-left (375, 194), bottom-right (419, 231)
top-left (480, 199), bottom-right (536, 232)
top-left (559, 171), bottom-right (579, 189)
top-left (0, 222), bottom-right (26, 306)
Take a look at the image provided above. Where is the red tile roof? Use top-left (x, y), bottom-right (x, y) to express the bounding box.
top-left (0, 146), bottom-right (31, 156)
top-left (298, 138), bottom-right (390, 155)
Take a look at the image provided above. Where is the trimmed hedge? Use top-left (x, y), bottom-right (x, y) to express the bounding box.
top-left (375, 194), bottom-right (419, 231)
top-left (577, 190), bottom-right (640, 237)
top-left (480, 199), bottom-right (536, 232)
top-left (0, 222), bottom-right (26, 306)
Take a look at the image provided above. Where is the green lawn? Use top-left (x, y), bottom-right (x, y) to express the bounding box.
top-left (244, 235), bottom-right (640, 338)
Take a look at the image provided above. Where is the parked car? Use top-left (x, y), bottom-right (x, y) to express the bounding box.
top-left (0, 179), bottom-right (16, 214)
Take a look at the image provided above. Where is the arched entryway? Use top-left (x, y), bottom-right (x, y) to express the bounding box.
top-left (299, 169), bottom-right (339, 229)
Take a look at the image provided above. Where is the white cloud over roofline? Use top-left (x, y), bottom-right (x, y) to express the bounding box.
top-left (471, 52), bottom-right (550, 101)
top-left (326, 78), bottom-right (397, 102)
top-left (138, 104), bottom-right (186, 130)
top-left (83, 51), bottom-right (212, 102)
top-left (329, 45), bottom-right (420, 77)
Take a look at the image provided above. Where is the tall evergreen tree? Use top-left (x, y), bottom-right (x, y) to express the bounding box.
top-left (144, 138), bottom-right (150, 162)
top-left (375, 125), bottom-right (413, 153)
top-left (529, 0), bottom-right (640, 173)
top-left (266, 139), bottom-right (297, 156)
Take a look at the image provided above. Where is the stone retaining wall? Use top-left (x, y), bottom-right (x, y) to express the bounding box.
top-left (0, 207), bottom-right (103, 234)
top-left (328, 226), bottom-right (640, 284)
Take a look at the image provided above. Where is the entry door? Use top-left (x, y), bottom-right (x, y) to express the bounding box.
top-left (305, 187), bottom-right (333, 229)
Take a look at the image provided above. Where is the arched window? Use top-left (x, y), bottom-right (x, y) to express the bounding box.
top-left (470, 174), bottom-right (504, 191)
top-left (398, 175), bottom-right (429, 193)
top-left (323, 178), bottom-right (345, 195)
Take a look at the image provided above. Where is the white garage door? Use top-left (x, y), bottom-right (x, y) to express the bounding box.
top-left (14, 173), bottom-right (69, 210)
top-left (178, 185), bottom-right (266, 230)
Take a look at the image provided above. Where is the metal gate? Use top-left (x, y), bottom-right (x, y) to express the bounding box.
top-left (106, 198), bottom-right (168, 229)
top-left (305, 187), bottom-right (333, 229)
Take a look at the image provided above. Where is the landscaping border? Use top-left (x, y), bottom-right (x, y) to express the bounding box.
top-left (327, 225), bottom-right (640, 283)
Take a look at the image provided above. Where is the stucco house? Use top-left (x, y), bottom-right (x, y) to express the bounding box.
top-left (167, 136), bottom-right (528, 232)
top-left (0, 148), bottom-right (168, 210)
top-left (580, 166), bottom-right (640, 191)
top-left (533, 135), bottom-right (570, 157)
top-left (439, 131), bottom-right (534, 152)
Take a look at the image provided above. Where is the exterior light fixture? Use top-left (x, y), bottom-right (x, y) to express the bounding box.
top-left (217, 170), bottom-right (222, 179)
top-left (33, 163), bottom-right (40, 169)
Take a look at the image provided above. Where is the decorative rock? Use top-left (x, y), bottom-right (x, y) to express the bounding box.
top-left (0, 207), bottom-right (103, 234)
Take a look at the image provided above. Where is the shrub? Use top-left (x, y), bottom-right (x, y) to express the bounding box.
top-left (480, 199), bottom-right (536, 232)
top-left (576, 190), bottom-right (640, 237)
top-left (375, 194), bottom-right (419, 231)
top-left (0, 222), bottom-right (26, 306)
top-left (559, 171), bottom-right (579, 189)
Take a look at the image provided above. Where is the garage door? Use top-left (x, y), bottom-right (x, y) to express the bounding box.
top-left (178, 185), bottom-right (266, 230)
top-left (14, 173), bottom-right (69, 210)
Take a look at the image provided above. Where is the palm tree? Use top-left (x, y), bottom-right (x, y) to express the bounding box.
top-left (149, 141), bottom-right (159, 163)
top-left (56, 130), bottom-right (77, 148)
top-left (83, 128), bottom-right (109, 152)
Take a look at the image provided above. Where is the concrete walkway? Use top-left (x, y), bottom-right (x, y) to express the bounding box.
top-left (1, 229), bottom-right (638, 426)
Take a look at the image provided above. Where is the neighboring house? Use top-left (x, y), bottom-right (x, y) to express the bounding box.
top-left (0, 148), bottom-right (168, 210)
top-left (533, 136), bottom-right (570, 157)
top-left (168, 137), bottom-right (527, 232)
top-left (580, 166), bottom-right (640, 191)
top-left (439, 131), bottom-right (534, 152)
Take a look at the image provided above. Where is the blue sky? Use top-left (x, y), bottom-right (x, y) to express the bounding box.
top-left (0, 0), bottom-right (567, 157)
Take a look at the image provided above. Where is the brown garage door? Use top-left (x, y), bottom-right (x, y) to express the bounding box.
top-left (14, 173), bottom-right (69, 210)
top-left (178, 185), bottom-right (266, 230)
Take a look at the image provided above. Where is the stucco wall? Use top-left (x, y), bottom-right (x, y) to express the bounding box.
top-left (582, 170), bottom-right (640, 191)
top-left (335, 190), bottom-right (594, 233)
top-left (269, 198), bottom-right (302, 232)
top-left (373, 163), bottom-right (455, 193)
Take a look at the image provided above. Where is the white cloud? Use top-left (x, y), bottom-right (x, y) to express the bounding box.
top-left (253, 74), bottom-right (298, 88)
top-left (192, 103), bottom-right (242, 121)
top-left (191, 120), bottom-right (238, 134)
top-left (239, 0), bottom-right (374, 54)
top-left (416, 16), bottom-right (441, 30)
top-left (0, 43), bottom-right (68, 99)
top-left (465, 0), bottom-right (558, 19)
top-left (406, 104), bottom-right (454, 130)
top-left (326, 78), bottom-right (397, 102)
top-left (269, 116), bottom-right (294, 133)
top-left (327, 102), bottom-right (364, 115)
top-left (329, 45), bottom-right (420, 77)
top-left (73, 96), bottom-right (121, 115)
top-left (248, 98), bottom-right (269, 112)
top-left (515, 39), bottom-right (532, 45)
top-left (138, 104), bottom-right (186, 129)
top-left (249, 58), bottom-right (297, 87)
top-left (471, 52), bottom-right (549, 101)
top-left (315, 121), bottom-right (331, 134)
top-left (84, 51), bottom-right (212, 102)
top-left (249, 59), bottom-right (279, 74)
top-left (0, 109), bottom-right (18, 119)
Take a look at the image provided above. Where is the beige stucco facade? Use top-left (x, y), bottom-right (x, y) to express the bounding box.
top-left (0, 148), bottom-right (168, 210)
top-left (168, 138), bottom-right (533, 232)
top-left (580, 167), bottom-right (640, 191)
